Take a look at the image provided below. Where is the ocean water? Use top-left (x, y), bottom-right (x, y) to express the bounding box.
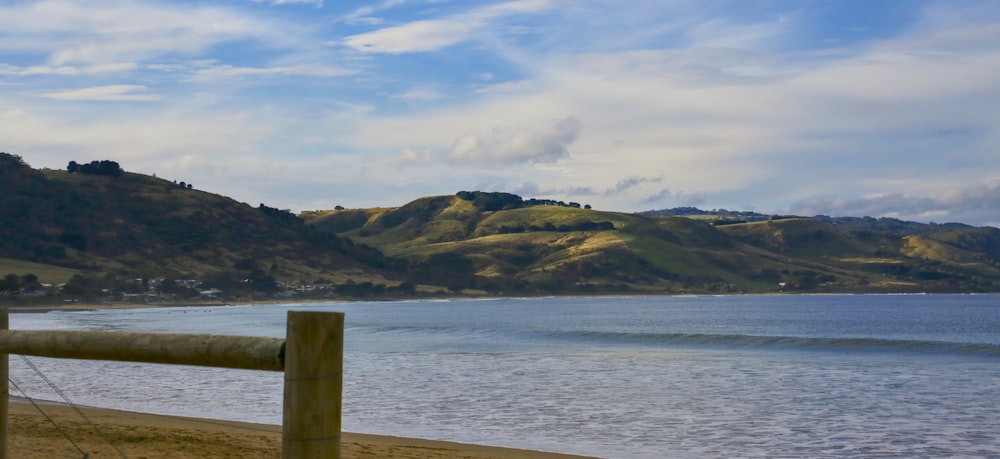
top-left (8, 294), bottom-right (1000, 458)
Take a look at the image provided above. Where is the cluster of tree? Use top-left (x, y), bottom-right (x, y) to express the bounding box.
top-left (67, 160), bottom-right (123, 177)
top-left (524, 198), bottom-right (590, 209)
top-left (455, 191), bottom-right (591, 212)
top-left (61, 273), bottom-right (104, 299)
top-left (0, 152), bottom-right (29, 170)
top-left (175, 181), bottom-right (194, 189)
top-left (456, 191), bottom-right (525, 211)
top-left (0, 273), bottom-right (42, 295)
top-left (258, 203), bottom-right (302, 226)
top-left (497, 220), bottom-right (615, 234)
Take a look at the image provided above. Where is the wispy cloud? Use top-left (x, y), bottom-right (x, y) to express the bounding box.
top-left (37, 85), bottom-right (159, 102)
top-left (187, 64), bottom-right (354, 81)
top-left (606, 176), bottom-right (663, 196)
top-left (640, 189), bottom-right (708, 207)
top-left (341, 0), bottom-right (406, 25)
top-left (343, 19), bottom-right (476, 53)
top-left (343, 0), bottom-right (553, 53)
top-left (0, 62), bottom-right (136, 76)
top-left (0, 0), bottom-right (291, 66)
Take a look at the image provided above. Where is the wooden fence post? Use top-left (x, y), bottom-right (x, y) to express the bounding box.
top-left (1, 309), bottom-right (7, 459)
top-left (283, 310), bottom-right (344, 459)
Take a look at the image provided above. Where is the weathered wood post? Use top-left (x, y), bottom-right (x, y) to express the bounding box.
top-left (0, 309), bottom-right (344, 459)
top-left (283, 310), bottom-right (344, 459)
top-left (0, 309), bottom-right (7, 459)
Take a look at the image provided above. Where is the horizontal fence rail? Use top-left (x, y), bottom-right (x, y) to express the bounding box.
top-left (0, 330), bottom-right (285, 371)
top-left (1, 309), bottom-right (344, 458)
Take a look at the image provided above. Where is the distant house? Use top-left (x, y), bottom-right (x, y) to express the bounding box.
top-left (123, 293), bottom-right (153, 302)
top-left (177, 279), bottom-right (200, 289)
top-left (199, 288), bottom-right (222, 299)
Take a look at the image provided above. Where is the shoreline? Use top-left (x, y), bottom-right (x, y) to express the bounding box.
top-left (4, 291), bottom-right (991, 314)
top-left (8, 400), bottom-right (601, 459)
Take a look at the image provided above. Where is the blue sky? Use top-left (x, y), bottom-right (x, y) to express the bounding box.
top-left (2, 0), bottom-right (998, 227)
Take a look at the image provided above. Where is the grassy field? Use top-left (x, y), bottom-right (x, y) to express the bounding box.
top-left (0, 258), bottom-right (79, 283)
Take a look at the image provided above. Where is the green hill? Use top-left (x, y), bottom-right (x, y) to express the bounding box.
top-left (0, 153), bottom-right (404, 301)
top-left (4, 153), bottom-right (999, 301)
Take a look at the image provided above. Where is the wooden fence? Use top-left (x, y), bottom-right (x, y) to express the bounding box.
top-left (0, 309), bottom-right (344, 459)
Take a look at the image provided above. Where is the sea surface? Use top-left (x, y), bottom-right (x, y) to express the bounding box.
top-left (8, 294), bottom-right (1000, 458)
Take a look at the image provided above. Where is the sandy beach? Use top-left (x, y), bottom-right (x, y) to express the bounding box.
top-left (7, 400), bottom-right (600, 459)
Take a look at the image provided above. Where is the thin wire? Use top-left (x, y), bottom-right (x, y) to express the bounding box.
top-left (8, 376), bottom-right (88, 457)
top-left (17, 355), bottom-right (129, 458)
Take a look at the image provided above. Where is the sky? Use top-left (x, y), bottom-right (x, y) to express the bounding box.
top-left (1, 0), bottom-right (999, 227)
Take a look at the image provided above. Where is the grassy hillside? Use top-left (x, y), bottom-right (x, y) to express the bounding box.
top-left (718, 218), bottom-right (1000, 291)
top-left (715, 218), bottom-right (875, 259)
top-left (0, 153), bottom-right (404, 300)
top-left (304, 192), bottom-right (1000, 294)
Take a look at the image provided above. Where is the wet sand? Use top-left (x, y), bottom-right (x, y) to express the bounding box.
top-left (7, 400), bottom-right (601, 459)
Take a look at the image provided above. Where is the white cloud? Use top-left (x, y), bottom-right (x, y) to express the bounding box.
top-left (37, 85), bottom-right (159, 102)
top-left (344, 20), bottom-right (475, 53)
top-left (447, 117), bottom-right (582, 166)
top-left (342, 0), bottom-right (553, 53)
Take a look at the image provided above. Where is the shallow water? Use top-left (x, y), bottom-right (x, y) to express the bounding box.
top-left (9, 294), bottom-right (1000, 458)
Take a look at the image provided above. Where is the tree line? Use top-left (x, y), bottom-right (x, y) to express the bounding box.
top-left (456, 191), bottom-right (591, 211)
top-left (67, 160), bottom-right (123, 177)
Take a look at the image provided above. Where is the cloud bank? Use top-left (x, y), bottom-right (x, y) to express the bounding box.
top-left (790, 182), bottom-right (1000, 227)
top-left (1, 0), bottom-right (998, 227)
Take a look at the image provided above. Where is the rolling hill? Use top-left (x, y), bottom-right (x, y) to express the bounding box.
top-left (3, 152), bottom-right (999, 302)
top-left (303, 192), bottom-right (1000, 294)
top-left (0, 153), bottom-right (404, 300)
